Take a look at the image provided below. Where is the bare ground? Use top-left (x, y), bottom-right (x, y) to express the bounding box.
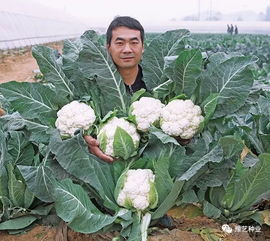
top-left (0, 218), bottom-right (255, 241)
top-left (0, 205), bottom-right (268, 241)
top-left (0, 42), bottom-right (63, 83)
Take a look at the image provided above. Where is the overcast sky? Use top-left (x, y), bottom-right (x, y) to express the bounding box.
top-left (1, 0), bottom-right (270, 27)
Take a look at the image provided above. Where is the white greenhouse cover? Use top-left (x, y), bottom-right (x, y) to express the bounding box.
top-left (0, 0), bottom-right (89, 50)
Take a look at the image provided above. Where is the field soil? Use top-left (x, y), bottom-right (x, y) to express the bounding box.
top-left (0, 217), bottom-right (257, 241)
top-left (0, 45), bottom-right (270, 241)
top-left (0, 206), bottom-right (269, 241)
top-left (0, 42), bottom-right (63, 83)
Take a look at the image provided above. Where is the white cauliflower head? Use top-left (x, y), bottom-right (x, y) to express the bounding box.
top-left (55, 101), bottom-right (96, 137)
top-left (160, 99), bottom-right (204, 139)
top-left (97, 117), bottom-right (140, 158)
top-left (115, 169), bottom-right (158, 211)
top-left (131, 97), bottom-right (165, 132)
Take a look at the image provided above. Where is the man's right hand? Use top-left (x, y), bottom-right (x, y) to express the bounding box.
top-left (84, 135), bottom-right (114, 163)
top-left (0, 108), bottom-right (5, 116)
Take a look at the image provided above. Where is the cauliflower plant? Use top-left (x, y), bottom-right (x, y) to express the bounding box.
top-left (97, 117), bottom-right (140, 158)
top-left (160, 99), bottom-right (204, 139)
top-left (115, 169), bottom-right (158, 211)
top-left (55, 100), bottom-right (96, 136)
top-left (131, 97), bottom-right (164, 132)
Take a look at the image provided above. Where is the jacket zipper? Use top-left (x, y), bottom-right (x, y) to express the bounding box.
top-left (128, 85), bottom-right (133, 94)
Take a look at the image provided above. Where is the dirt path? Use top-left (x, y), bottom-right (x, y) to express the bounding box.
top-left (0, 42), bottom-right (63, 84)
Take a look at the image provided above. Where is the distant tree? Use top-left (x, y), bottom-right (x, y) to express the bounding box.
top-left (182, 15), bottom-right (198, 21)
top-left (206, 15), bottom-right (220, 21)
top-left (265, 6), bottom-right (270, 21)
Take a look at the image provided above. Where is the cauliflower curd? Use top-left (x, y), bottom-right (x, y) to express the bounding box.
top-left (131, 97), bottom-right (164, 132)
top-left (55, 101), bottom-right (96, 136)
top-left (115, 169), bottom-right (158, 211)
top-left (160, 99), bottom-right (204, 139)
top-left (97, 117), bottom-right (140, 157)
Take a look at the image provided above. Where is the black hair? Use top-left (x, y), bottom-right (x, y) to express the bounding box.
top-left (106, 16), bottom-right (144, 46)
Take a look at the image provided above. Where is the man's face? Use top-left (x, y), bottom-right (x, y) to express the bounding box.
top-left (107, 26), bottom-right (144, 70)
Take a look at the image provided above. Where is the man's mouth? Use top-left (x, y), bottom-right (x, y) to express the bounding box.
top-left (121, 56), bottom-right (134, 60)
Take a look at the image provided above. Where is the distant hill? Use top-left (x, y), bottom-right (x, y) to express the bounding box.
top-left (220, 11), bottom-right (265, 21)
top-left (181, 10), bottom-right (266, 21)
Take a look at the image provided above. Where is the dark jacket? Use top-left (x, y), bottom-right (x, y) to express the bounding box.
top-left (124, 65), bottom-right (146, 95)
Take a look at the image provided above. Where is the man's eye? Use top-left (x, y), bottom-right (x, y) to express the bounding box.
top-left (116, 42), bottom-right (123, 45)
top-left (131, 41), bottom-right (139, 45)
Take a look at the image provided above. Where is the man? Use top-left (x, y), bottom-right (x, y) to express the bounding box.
top-left (234, 25), bottom-right (238, 35)
top-left (84, 16), bottom-right (146, 163)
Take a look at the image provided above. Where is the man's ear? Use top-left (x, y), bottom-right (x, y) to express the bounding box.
top-left (142, 44), bottom-right (145, 53)
top-left (107, 44), bottom-right (112, 56)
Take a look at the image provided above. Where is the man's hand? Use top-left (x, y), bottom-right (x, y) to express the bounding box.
top-left (174, 136), bottom-right (191, 145)
top-left (84, 135), bottom-right (114, 163)
top-left (0, 108), bottom-right (5, 116)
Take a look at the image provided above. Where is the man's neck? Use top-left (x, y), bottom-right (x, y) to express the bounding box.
top-left (118, 65), bottom-right (139, 86)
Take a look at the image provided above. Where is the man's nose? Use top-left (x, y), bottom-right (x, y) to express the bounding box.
top-left (122, 43), bottom-right (132, 52)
